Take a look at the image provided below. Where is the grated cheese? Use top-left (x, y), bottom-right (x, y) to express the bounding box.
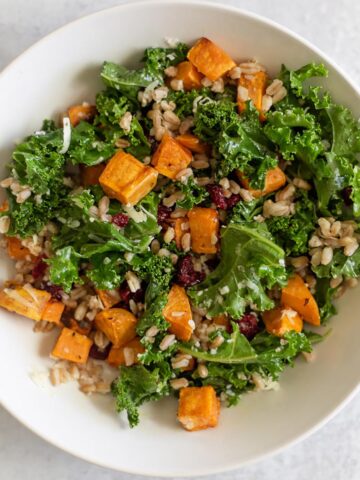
top-left (59, 117), bottom-right (71, 154)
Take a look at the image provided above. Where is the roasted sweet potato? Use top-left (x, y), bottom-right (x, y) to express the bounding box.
top-left (6, 237), bottom-right (32, 260)
top-left (178, 386), bottom-right (220, 431)
top-left (41, 300), bottom-right (65, 325)
top-left (176, 134), bottom-right (209, 154)
top-left (67, 104), bottom-right (97, 127)
top-left (173, 217), bottom-right (190, 249)
top-left (213, 314), bottom-right (231, 331)
top-left (81, 163), bottom-right (105, 186)
top-left (61, 316), bottom-right (92, 336)
top-left (95, 308), bottom-right (137, 347)
top-left (0, 285), bottom-right (51, 321)
top-left (262, 306), bottom-right (303, 336)
top-left (237, 166), bottom-right (286, 198)
top-left (51, 327), bottom-right (92, 363)
top-left (163, 284), bottom-right (193, 341)
top-left (151, 135), bottom-right (192, 179)
top-left (97, 289), bottom-right (121, 309)
top-left (99, 151), bottom-right (158, 205)
top-left (281, 274), bottom-right (320, 326)
top-left (174, 61), bottom-right (203, 90)
top-left (238, 71), bottom-right (267, 119)
top-left (0, 200), bottom-right (9, 212)
top-left (187, 207), bottom-right (219, 254)
top-left (107, 337), bottom-right (145, 367)
top-left (187, 37), bottom-right (236, 81)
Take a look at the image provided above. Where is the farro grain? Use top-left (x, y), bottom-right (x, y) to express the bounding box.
top-left (0, 216), bottom-right (10, 234)
top-left (159, 334), bottom-right (176, 351)
top-left (181, 232), bottom-right (191, 252)
top-left (210, 335), bottom-right (224, 349)
top-left (210, 232), bottom-right (218, 245)
top-left (115, 138), bottom-right (130, 148)
top-left (318, 218), bottom-right (331, 237)
top-left (239, 61), bottom-right (265, 74)
top-left (179, 117), bottom-right (194, 135)
top-left (33, 320), bottom-right (55, 333)
top-left (175, 167), bottom-right (193, 182)
top-left (170, 79), bottom-right (184, 91)
top-left (330, 221), bottom-right (342, 237)
top-left (170, 378), bottom-right (189, 389)
top-left (164, 226), bottom-right (175, 244)
top-left (197, 364), bottom-right (208, 379)
top-left (146, 325), bottom-right (159, 337)
top-left (293, 177), bottom-right (311, 190)
top-left (310, 249), bottom-right (322, 267)
top-left (119, 112), bottom-right (132, 133)
top-left (346, 278), bottom-right (358, 288)
top-left (271, 86), bottom-right (287, 104)
top-left (16, 189), bottom-right (31, 203)
top-left (261, 94), bottom-right (273, 112)
top-left (237, 85), bottom-right (249, 102)
top-left (170, 253), bottom-right (179, 265)
top-left (163, 110), bottom-right (181, 127)
top-left (305, 274), bottom-right (317, 289)
top-left (290, 256), bottom-right (309, 270)
top-left (275, 184), bottom-right (296, 202)
top-left (123, 347), bottom-right (135, 366)
top-left (211, 78), bottom-right (224, 93)
top-left (266, 79), bottom-right (283, 96)
top-left (263, 199), bottom-right (291, 217)
top-left (321, 246), bottom-right (333, 265)
top-left (229, 180), bottom-right (241, 194)
top-left (219, 178), bottom-right (230, 190)
top-left (344, 241), bottom-right (359, 257)
top-left (157, 247), bottom-right (171, 257)
top-left (94, 330), bottom-right (110, 350)
top-left (330, 276), bottom-right (343, 289)
top-left (309, 235), bottom-right (323, 248)
top-left (129, 299), bottom-right (138, 315)
top-left (0, 177), bottom-right (14, 188)
top-left (163, 191), bottom-right (184, 207)
top-left (239, 188), bottom-right (254, 203)
top-left (170, 207), bottom-right (188, 219)
top-left (125, 271), bottom-right (141, 292)
top-left (152, 86), bottom-right (169, 102)
top-left (151, 239), bottom-right (160, 254)
top-left (164, 65), bottom-right (178, 77)
top-left (94, 381), bottom-right (111, 394)
top-left (191, 159), bottom-right (210, 169)
top-left (195, 176), bottom-right (213, 186)
top-left (74, 302), bottom-right (88, 321)
top-left (228, 66), bottom-right (242, 79)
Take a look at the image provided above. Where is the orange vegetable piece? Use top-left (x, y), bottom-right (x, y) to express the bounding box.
top-left (52, 327), bottom-right (92, 364)
top-left (151, 135), bottom-right (192, 180)
top-left (163, 284), bottom-right (193, 341)
top-left (95, 308), bottom-right (137, 347)
top-left (262, 306), bottom-right (303, 336)
top-left (61, 317), bottom-right (92, 336)
top-left (178, 386), bottom-right (220, 431)
top-left (67, 104), bottom-right (97, 127)
top-left (213, 314), bottom-right (231, 331)
top-left (173, 61), bottom-right (203, 90)
top-left (237, 71), bottom-right (267, 119)
top-left (41, 300), bottom-right (65, 325)
top-left (237, 166), bottom-right (286, 198)
top-left (173, 217), bottom-right (190, 249)
top-left (176, 134), bottom-right (210, 154)
top-left (97, 289), bottom-right (121, 309)
top-left (281, 274), bottom-right (320, 326)
top-left (180, 357), bottom-right (196, 372)
top-left (81, 164), bottom-right (105, 186)
top-left (187, 207), bottom-right (219, 254)
top-left (0, 285), bottom-right (51, 321)
top-left (0, 200), bottom-right (9, 212)
top-left (187, 37), bottom-right (236, 82)
top-left (99, 151), bottom-right (158, 206)
top-left (6, 237), bottom-right (32, 260)
top-left (107, 337), bottom-right (145, 368)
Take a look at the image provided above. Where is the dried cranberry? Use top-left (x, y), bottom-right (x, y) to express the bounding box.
top-left (157, 204), bottom-right (172, 225)
top-left (226, 194), bottom-right (241, 209)
top-left (342, 186), bottom-right (353, 206)
top-left (119, 282), bottom-right (145, 305)
top-left (32, 255), bottom-right (48, 280)
top-left (206, 184), bottom-right (228, 210)
top-left (89, 342), bottom-right (112, 361)
top-left (41, 282), bottom-right (63, 300)
top-left (237, 313), bottom-right (259, 340)
top-left (112, 213), bottom-right (129, 228)
top-left (176, 255), bottom-right (205, 287)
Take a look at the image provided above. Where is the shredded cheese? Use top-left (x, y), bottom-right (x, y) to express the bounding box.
top-left (59, 117), bottom-right (71, 154)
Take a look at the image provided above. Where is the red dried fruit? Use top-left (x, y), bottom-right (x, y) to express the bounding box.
top-left (40, 282), bottom-right (63, 301)
top-left (206, 184), bottom-right (227, 210)
top-left (89, 342), bottom-right (112, 360)
top-left (226, 194), bottom-right (241, 209)
top-left (176, 255), bottom-right (205, 287)
top-left (119, 282), bottom-right (144, 305)
top-left (157, 204), bottom-right (172, 225)
top-left (237, 312), bottom-right (259, 340)
top-left (112, 213), bottom-right (129, 228)
top-left (342, 186), bottom-right (353, 206)
top-left (32, 255), bottom-right (48, 280)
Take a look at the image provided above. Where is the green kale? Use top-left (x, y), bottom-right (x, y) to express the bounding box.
top-left (314, 278), bottom-right (337, 323)
top-left (229, 198), bottom-right (264, 224)
top-left (47, 246), bottom-right (81, 293)
top-left (175, 177), bottom-right (209, 209)
top-left (189, 223), bottom-right (287, 318)
top-left (266, 189), bottom-right (316, 256)
top-left (86, 253), bottom-right (124, 290)
top-left (143, 43), bottom-right (189, 80)
top-left (111, 363), bottom-right (172, 428)
top-left (167, 87), bottom-right (213, 119)
top-left (312, 248), bottom-right (360, 279)
top-left (123, 193), bottom-right (160, 241)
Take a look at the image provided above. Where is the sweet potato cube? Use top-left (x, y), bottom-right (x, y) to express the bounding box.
top-left (41, 300), bottom-right (65, 325)
top-left (163, 284), bottom-right (193, 341)
top-left (97, 289), bottom-right (121, 309)
top-left (99, 151), bottom-right (158, 206)
top-left (174, 61), bottom-right (203, 90)
top-left (178, 386), bottom-right (220, 431)
top-left (281, 274), bottom-right (320, 326)
top-left (107, 337), bottom-right (145, 368)
top-left (176, 134), bottom-right (210, 154)
top-left (151, 135), bottom-right (192, 180)
top-left (237, 166), bottom-right (286, 198)
top-left (213, 314), bottom-right (231, 331)
top-left (61, 317), bottom-right (92, 336)
top-left (187, 207), bottom-right (219, 254)
top-left (0, 200), bottom-right (9, 212)
top-left (187, 37), bottom-right (236, 81)
top-left (262, 306), bottom-right (303, 336)
top-left (238, 71), bottom-right (267, 118)
top-left (67, 104), bottom-right (97, 127)
top-left (95, 308), bottom-right (137, 347)
top-left (6, 237), bottom-right (32, 260)
top-left (52, 327), bottom-right (92, 363)
top-left (0, 286), bottom-right (51, 321)
top-left (81, 163), bottom-right (105, 186)
top-left (173, 217), bottom-right (190, 249)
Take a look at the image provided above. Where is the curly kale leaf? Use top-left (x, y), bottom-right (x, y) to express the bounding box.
top-left (47, 246), bottom-right (81, 293)
top-left (189, 223), bottom-right (287, 318)
top-left (175, 177), bottom-right (209, 209)
top-left (143, 43), bottom-right (189, 80)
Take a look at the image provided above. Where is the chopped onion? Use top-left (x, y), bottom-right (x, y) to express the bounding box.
top-left (59, 117), bottom-right (71, 154)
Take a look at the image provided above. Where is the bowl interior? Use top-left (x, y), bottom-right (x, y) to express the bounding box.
top-left (0, 1), bottom-right (359, 476)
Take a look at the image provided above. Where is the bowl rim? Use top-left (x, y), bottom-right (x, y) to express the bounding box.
top-left (0, 0), bottom-right (359, 476)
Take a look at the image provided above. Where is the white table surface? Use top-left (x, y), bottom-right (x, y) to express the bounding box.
top-left (1, 0), bottom-right (360, 478)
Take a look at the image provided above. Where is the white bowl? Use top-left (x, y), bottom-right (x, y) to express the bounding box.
top-left (0, 1), bottom-right (359, 476)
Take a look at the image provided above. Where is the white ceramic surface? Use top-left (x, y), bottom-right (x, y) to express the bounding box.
top-left (0, 1), bottom-right (360, 477)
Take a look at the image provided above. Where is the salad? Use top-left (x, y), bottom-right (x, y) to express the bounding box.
top-left (1, 37), bottom-right (360, 431)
